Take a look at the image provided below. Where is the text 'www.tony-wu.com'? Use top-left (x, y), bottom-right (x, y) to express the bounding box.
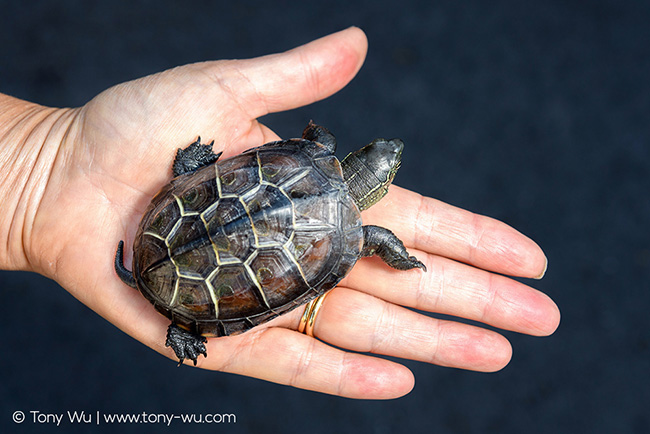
top-left (13, 410), bottom-right (237, 426)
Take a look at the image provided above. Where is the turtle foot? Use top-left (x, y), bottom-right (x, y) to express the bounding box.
top-left (165, 324), bottom-right (207, 366)
top-left (172, 137), bottom-right (221, 177)
top-left (361, 225), bottom-right (427, 272)
top-left (302, 121), bottom-right (337, 153)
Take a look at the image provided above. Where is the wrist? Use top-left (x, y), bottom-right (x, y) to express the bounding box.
top-left (0, 94), bottom-right (77, 274)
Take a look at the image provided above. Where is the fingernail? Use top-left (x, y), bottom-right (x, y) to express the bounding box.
top-left (534, 256), bottom-right (548, 280)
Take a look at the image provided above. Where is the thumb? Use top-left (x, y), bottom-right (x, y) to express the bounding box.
top-left (203, 27), bottom-right (368, 119)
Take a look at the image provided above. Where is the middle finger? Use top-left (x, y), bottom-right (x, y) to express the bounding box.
top-left (341, 249), bottom-right (559, 337)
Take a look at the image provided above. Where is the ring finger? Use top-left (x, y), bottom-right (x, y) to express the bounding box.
top-left (290, 287), bottom-right (513, 372)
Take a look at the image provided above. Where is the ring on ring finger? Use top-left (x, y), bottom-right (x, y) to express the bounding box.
top-left (298, 291), bottom-right (330, 337)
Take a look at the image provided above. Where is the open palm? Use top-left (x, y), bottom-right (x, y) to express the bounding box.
top-left (10, 28), bottom-right (558, 399)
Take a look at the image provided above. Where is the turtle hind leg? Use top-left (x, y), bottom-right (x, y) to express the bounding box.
top-left (165, 323), bottom-right (207, 366)
top-left (361, 225), bottom-right (427, 272)
top-left (302, 121), bottom-right (337, 153)
top-left (115, 241), bottom-right (137, 288)
top-left (172, 137), bottom-right (222, 177)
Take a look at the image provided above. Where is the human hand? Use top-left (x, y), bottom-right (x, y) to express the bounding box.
top-left (0, 27), bottom-right (559, 399)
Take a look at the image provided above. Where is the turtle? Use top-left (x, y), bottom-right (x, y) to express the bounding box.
top-left (115, 122), bottom-right (426, 365)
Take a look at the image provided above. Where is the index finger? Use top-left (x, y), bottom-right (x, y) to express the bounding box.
top-left (362, 185), bottom-right (548, 279)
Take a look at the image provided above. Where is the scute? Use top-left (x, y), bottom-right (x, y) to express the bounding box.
top-left (179, 179), bottom-right (219, 214)
top-left (313, 155), bottom-right (345, 184)
top-left (243, 184), bottom-right (294, 247)
top-left (283, 170), bottom-right (340, 229)
top-left (146, 201), bottom-right (181, 238)
top-left (258, 148), bottom-right (311, 185)
top-left (217, 153), bottom-right (259, 196)
top-left (174, 279), bottom-right (215, 320)
top-left (133, 138), bottom-right (363, 337)
top-left (203, 197), bottom-right (254, 263)
top-left (208, 265), bottom-right (268, 319)
top-left (248, 248), bottom-right (310, 309)
top-left (171, 279), bottom-right (217, 333)
top-left (167, 216), bottom-right (217, 279)
top-left (288, 229), bottom-right (338, 286)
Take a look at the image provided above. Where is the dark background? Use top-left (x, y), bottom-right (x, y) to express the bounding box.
top-left (1, 1), bottom-right (648, 433)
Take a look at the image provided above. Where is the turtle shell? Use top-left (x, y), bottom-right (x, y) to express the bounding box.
top-left (132, 139), bottom-right (363, 337)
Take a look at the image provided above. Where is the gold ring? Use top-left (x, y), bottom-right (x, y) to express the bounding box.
top-left (298, 291), bottom-right (330, 337)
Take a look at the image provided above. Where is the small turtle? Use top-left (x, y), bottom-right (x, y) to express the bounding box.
top-left (115, 122), bottom-right (425, 365)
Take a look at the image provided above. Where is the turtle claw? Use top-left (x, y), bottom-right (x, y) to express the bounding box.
top-left (407, 256), bottom-right (427, 273)
top-left (165, 324), bottom-right (207, 366)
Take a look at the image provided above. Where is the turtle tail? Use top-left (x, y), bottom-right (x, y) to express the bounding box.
top-left (115, 241), bottom-right (137, 288)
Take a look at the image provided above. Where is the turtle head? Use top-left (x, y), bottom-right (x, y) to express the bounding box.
top-left (358, 137), bottom-right (404, 187)
top-left (341, 138), bottom-right (404, 211)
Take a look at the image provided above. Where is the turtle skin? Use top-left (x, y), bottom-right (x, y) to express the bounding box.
top-left (132, 137), bottom-right (364, 342)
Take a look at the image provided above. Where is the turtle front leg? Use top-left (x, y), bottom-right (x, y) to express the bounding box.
top-left (302, 121), bottom-right (337, 153)
top-left (361, 225), bottom-right (427, 272)
top-left (172, 137), bottom-right (222, 177)
top-left (165, 324), bottom-right (208, 366)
